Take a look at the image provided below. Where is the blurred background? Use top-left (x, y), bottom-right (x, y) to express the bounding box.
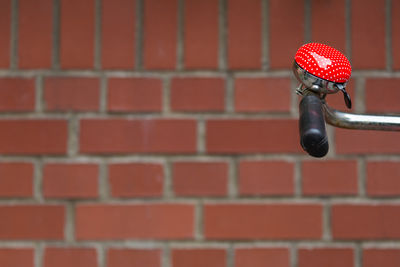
top-left (0, 0), bottom-right (399, 266)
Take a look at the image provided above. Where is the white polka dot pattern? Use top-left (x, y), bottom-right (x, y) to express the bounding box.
top-left (295, 43), bottom-right (351, 83)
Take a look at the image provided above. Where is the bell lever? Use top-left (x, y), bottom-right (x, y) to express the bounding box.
top-left (335, 84), bottom-right (352, 109)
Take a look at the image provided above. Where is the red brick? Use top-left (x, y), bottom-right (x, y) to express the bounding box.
top-left (101, 0), bottom-right (135, 69)
top-left (44, 248), bottom-right (97, 267)
top-left (184, 0), bottom-right (218, 69)
top-left (170, 78), bottom-right (225, 112)
top-left (43, 163), bottom-right (98, 199)
top-left (239, 161), bottom-right (294, 196)
top-left (107, 249), bottom-right (161, 267)
top-left (143, 0), bottom-right (177, 69)
top-left (332, 204), bottom-right (400, 239)
top-left (311, 0), bottom-right (346, 53)
top-left (80, 119), bottom-right (196, 154)
top-left (0, 0), bottom-right (10, 68)
top-left (76, 204), bottom-right (194, 240)
top-left (393, 1), bottom-right (400, 70)
top-left (0, 162), bottom-right (33, 197)
top-left (234, 78), bottom-right (291, 112)
top-left (0, 248), bottom-right (34, 267)
top-left (107, 78), bottom-right (162, 112)
top-left (204, 204), bottom-right (322, 239)
top-left (60, 0), bottom-right (95, 69)
top-left (366, 78), bottom-right (400, 112)
top-left (172, 161), bottom-right (228, 197)
top-left (363, 249), bottom-right (400, 267)
top-left (228, 0), bottom-right (261, 69)
top-left (335, 128), bottom-right (400, 154)
top-left (269, 0), bottom-right (304, 69)
top-left (235, 248), bottom-right (289, 267)
top-left (298, 248), bottom-right (354, 267)
top-left (172, 249), bottom-right (226, 267)
top-left (351, 0), bottom-right (385, 69)
top-left (109, 163), bottom-right (163, 198)
top-left (0, 205), bottom-right (64, 240)
top-left (302, 160), bottom-right (358, 196)
top-left (0, 120), bottom-right (67, 155)
top-left (367, 161), bottom-right (400, 196)
top-left (206, 119), bottom-right (300, 154)
top-left (18, 0), bottom-right (52, 68)
top-left (44, 77), bottom-right (100, 111)
top-left (0, 78), bottom-right (35, 111)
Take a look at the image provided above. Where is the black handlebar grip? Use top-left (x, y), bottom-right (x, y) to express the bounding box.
top-left (299, 95), bottom-right (329, 157)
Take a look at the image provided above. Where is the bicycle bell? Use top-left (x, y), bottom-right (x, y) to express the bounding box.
top-left (293, 43), bottom-right (352, 109)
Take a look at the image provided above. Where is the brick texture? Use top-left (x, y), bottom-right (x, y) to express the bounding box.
top-left (228, 0), bottom-right (261, 69)
top-left (234, 78), bottom-right (291, 112)
top-left (393, 0), bottom-right (400, 70)
top-left (172, 161), bottom-right (228, 196)
top-left (0, 205), bottom-right (64, 240)
top-left (18, 0), bottom-right (52, 68)
top-left (301, 160), bottom-right (358, 196)
top-left (0, 78), bottom-right (35, 111)
top-left (60, 0), bottom-right (95, 68)
top-left (44, 248), bottom-right (97, 267)
top-left (44, 77), bottom-right (100, 111)
top-left (172, 249), bottom-right (226, 267)
top-left (0, 120), bottom-right (67, 155)
top-left (206, 119), bottom-right (300, 154)
top-left (332, 204), bottom-right (400, 240)
top-left (101, 0), bottom-right (135, 69)
top-left (311, 0), bottom-right (346, 53)
top-left (298, 248), bottom-right (354, 267)
top-left (351, 0), bottom-right (386, 69)
top-left (184, 0), bottom-right (218, 69)
top-left (0, 0), bottom-right (11, 68)
top-left (76, 204), bottom-right (194, 240)
top-left (107, 77), bottom-right (162, 112)
top-left (0, 162), bottom-right (33, 197)
top-left (204, 204), bottom-right (322, 239)
top-left (366, 78), bottom-right (400, 112)
top-left (367, 161), bottom-right (400, 196)
top-left (108, 162), bottom-right (164, 197)
top-left (0, 249), bottom-right (34, 267)
top-left (171, 77), bottom-right (225, 112)
top-left (2, 1), bottom-right (400, 266)
top-left (43, 163), bottom-right (99, 199)
top-left (107, 249), bottom-right (161, 267)
top-left (269, 0), bottom-right (304, 69)
top-left (143, 0), bottom-right (177, 69)
top-left (80, 119), bottom-right (196, 154)
top-left (363, 249), bottom-right (400, 267)
top-left (239, 161), bottom-right (294, 196)
top-left (235, 248), bottom-right (289, 267)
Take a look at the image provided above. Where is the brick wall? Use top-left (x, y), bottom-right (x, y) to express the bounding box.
top-left (0, 0), bottom-right (399, 266)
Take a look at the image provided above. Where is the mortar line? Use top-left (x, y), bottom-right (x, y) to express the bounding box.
top-left (52, 0), bottom-right (60, 69)
top-left (99, 159), bottom-right (110, 200)
top-left (162, 245), bottom-right (171, 267)
top-left (225, 74), bottom-right (234, 113)
top-left (219, 0), bottom-right (227, 70)
top-left (291, 243), bottom-right (297, 267)
top-left (261, 0), bottom-right (268, 71)
top-left (177, 0), bottom-right (184, 70)
top-left (68, 115), bottom-right (79, 157)
top-left (94, 0), bottom-right (102, 70)
top-left (33, 159), bottom-right (44, 202)
top-left (35, 75), bottom-right (44, 113)
top-left (10, 0), bottom-right (18, 70)
top-left (294, 160), bottom-right (302, 197)
top-left (99, 75), bottom-right (107, 113)
top-left (98, 244), bottom-right (106, 267)
top-left (64, 202), bottom-right (75, 243)
top-left (227, 244), bottom-right (234, 267)
top-left (345, 0), bottom-right (352, 59)
top-left (35, 243), bottom-right (44, 267)
top-left (163, 76), bottom-right (171, 114)
top-left (164, 159), bottom-right (173, 199)
top-left (386, 0), bottom-right (392, 71)
top-left (194, 201), bottom-right (204, 241)
top-left (355, 243), bottom-right (362, 267)
top-left (135, 0), bottom-right (144, 70)
top-left (228, 157), bottom-right (238, 198)
top-left (323, 201), bottom-right (332, 241)
top-left (197, 119), bottom-right (206, 154)
top-left (304, 0), bottom-right (311, 43)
